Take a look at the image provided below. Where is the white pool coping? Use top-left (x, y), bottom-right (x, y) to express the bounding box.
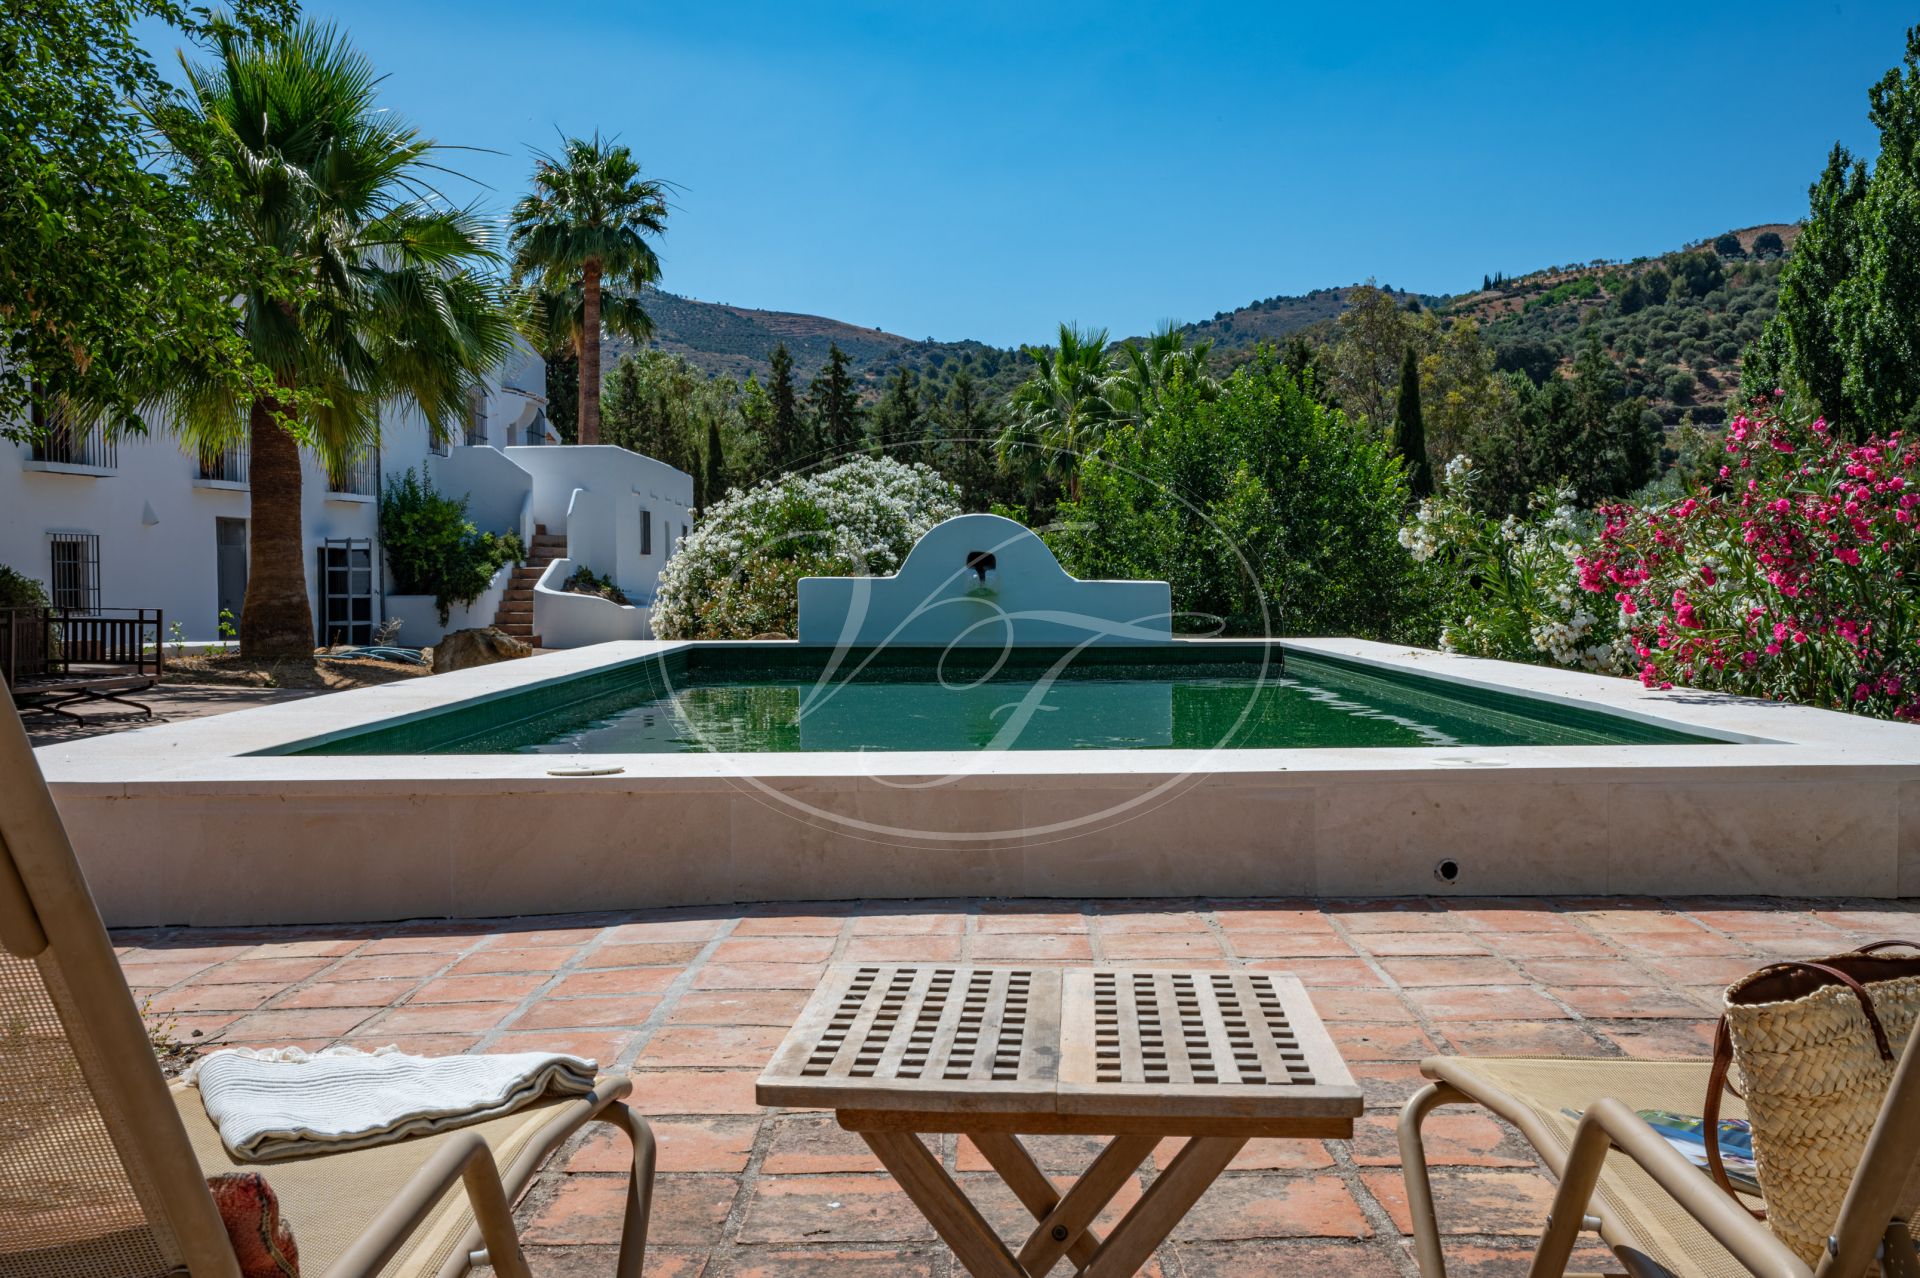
top-left (35, 638), bottom-right (1920, 925)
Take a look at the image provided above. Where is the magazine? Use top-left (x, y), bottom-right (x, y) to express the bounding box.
top-left (1561, 1108), bottom-right (1762, 1196)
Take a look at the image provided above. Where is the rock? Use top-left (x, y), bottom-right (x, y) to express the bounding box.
top-left (430, 627), bottom-right (531, 674)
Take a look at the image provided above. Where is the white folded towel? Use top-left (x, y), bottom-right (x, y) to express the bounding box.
top-left (185, 1044), bottom-right (597, 1162)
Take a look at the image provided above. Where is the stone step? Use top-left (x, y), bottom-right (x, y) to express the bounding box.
top-left (495, 608), bottom-right (533, 622)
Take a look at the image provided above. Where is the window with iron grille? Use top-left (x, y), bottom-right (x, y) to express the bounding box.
top-left (639, 509), bottom-right (652, 555)
top-left (428, 433), bottom-right (450, 458)
top-left (463, 388), bottom-right (488, 447)
top-left (48, 533), bottom-right (100, 613)
top-left (327, 454), bottom-right (377, 496)
top-left (198, 441), bottom-right (248, 483)
top-left (28, 400), bottom-right (116, 469)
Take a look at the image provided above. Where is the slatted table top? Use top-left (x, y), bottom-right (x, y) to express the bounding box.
top-left (758, 964), bottom-right (1363, 1130)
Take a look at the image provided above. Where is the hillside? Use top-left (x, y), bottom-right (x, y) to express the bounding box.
top-left (1440, 223), bottom-right (1801, 426)
top-left (619, 222), bottom-right (1800, 426)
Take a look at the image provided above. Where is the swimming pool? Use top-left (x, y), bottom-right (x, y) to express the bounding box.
top-left (283, 644), bottom-right (1714, 755)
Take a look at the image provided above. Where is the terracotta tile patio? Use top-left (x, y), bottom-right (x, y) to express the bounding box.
top-left (117, 896), bottom-right (1920, 1277)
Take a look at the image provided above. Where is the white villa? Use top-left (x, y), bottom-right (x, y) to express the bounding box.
top-left (0, 344), bottom-right (694, 648)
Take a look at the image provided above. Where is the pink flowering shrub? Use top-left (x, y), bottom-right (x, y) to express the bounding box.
top-left (1575, 401), bottom-right (1920, 719)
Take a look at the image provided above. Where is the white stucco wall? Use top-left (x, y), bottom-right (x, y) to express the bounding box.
top-left (505, 444), bottom-right (692, 606)
top-left (532, 557), bottom-right (654, 645)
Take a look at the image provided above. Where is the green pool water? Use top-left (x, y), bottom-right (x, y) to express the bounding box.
top-left (283, 645), bottom-right (1717, 755)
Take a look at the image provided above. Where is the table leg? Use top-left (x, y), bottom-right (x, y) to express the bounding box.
top-left (1078, 1136), bottom-right (1247, 1278)
top-left (1011, 1134), bottom-right (1157, 1274)
top-left (858, 1130), bottom-right (1027, 1278)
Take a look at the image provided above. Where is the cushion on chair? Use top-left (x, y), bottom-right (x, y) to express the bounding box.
top-left (206, 1173), bottom-right (299, 1277)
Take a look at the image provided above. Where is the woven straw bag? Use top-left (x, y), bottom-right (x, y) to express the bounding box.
top-left (1703, 940), bottom-right (1920, 1265)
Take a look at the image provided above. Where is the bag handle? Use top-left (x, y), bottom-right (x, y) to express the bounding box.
top-left (1854, 939), bottom-right (1920, 955)
top-left (1703, 958), bottom-right (1898, 1209)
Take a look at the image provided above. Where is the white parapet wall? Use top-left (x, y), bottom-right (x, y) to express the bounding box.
top-left (383, 560), bottom-right (514, 648)
top-left (32, 636), bottom-right (1920, 927)
top-left (798, 513), bottom-right (1173, 647)
top-left (532, 558), bottom-right (653, 646)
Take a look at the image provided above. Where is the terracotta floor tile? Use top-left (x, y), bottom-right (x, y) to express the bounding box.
top-left (409, 973), bottom-right (548, 1003)
top-left (1330, 906), bottom-right (1450, 933)
top-left (371, 1001), bottom-right (523, 1035)
top-left (601, 918), bottom-right (731, 944)
top-left (692, 962), bottom-right (827, 991)
top-left (1478, 931), bottom-right (1618, 960)
top-left (1361, 1167), bottom-right (1556, 1235)
top-left (358, 934), bottom-right (480, 955)
top-left (974, 911), bottom-right (1088, 934)
top-left (549, 968), bottom-right (681, 998)
top-left (1437, 905), bottom-right (1583, 933)
top-left (1351, 1112), bottom-right (1534, 1167)
top-left (635, 1025), bottom-right (788, 1069)
top-left (1211, 908), bottom-right (1340, 935)
top-left (1515, 958), bottom-right (1658, 987)
top-left (666, 989), bottom-right (811, 1026)
top-left (1547, 985), bottom-right (1717, 1019)
top-left (1171, 1173), bottom-right (1371, 1240)
top-left (1408, 1239), bottom-right (1621, 1277)
top-left (526, 1174), bottom-right (736, 1248)
top-left (760, 1116), bottom-right (887, 1174)
top-left (729, 915), bottom-right (848, 938)
top-left (709, 935), bottom-right (838, 964)
top-left (236, 938), bottom-right (365, 960)
top-left (1099, 932), bottom-right (1228, 960)
top-left (149, 982), bottom-right (286, 1013)
top-left (569, 1116), bottom-right (759, 1174)
top-left (341, 1031), bottom-right (482, 1055)
top-left (1405, 985), bottom-right (1571, 1022)
top-left (271, 979), bottom-right (421, 1010)
top-left (1613, 930), bottom-right (1756, 958)
top-left (446, 947), bottom-right (580, 976)
top-left (1091, 909), bottom-right (1215, 934)
top-left (1222, 932), bottom-right (1357, 959)
top-left (957, 1133), bottom-right (1122, 1173)
top-left (1355, 932), bottom-right (1491, 957)
top-left (223, 1006), bottom-right (379, 1041)
top-left (1573, 908), bottom-right (1707, 934)
top-left (970, 933), bottom-right (1093, 962)
top-left (193, 957), bottom-right (335, 984)
top-left (1635, 954), bottom-right (1765, 987)
top-left (322, 953), bottom-right (449, 981)
top-left (1439, 1020), bottom-right (1612, 1057)
top-left (1298, 987), bottom-right (1412, 1022)
top-left (842, 935), bottom-right (964, 962)
top-left (1594, 1018), bottom-right (1718, 1059)
top-left (736, 1174), bottom-right (935, 1244)
top-left (627, 1069), bottom-right (763, 1115)
top-left (580, 942), bottom-right (707, 969)
top-left (722, 1249), bottom-right (935, 1278)
top-left (1176, 1241), bottom-right (1388, 1277)
top-left (115, 959), bottom-right (221, 987)
top-left (851, 913), bottom-right (967, 936)
top-left (514, 996), bottom-right (661, 1030)
top-left (1378, 957), bottom-right (1521, 987)
top-left (1329, 1022), bottom-right (1440, 1062)
top-left (960, 1167), bottom-right (1143, 1239)
top-left (1243, 958), bottom-right (1381, 987)
top-left (484, 926), bottom-right (607, 948)
top-left (493, 1030), bottom-right (637, 1064)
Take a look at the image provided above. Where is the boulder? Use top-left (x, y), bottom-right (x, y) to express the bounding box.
top-left (429, 627), bottom-right (531, 674)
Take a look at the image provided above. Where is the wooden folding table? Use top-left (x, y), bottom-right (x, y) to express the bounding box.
top-left (757, 963), bottom-right (1363, 1277)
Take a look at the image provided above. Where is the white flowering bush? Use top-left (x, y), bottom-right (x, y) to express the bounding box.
top-left (1405, 456), bottom-right (1629, 673)
top-left (653, 456), bottom-right (962, 639)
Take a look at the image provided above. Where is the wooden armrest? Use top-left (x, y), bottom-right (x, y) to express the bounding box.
top-left (1533, 1098), bottom-right (1809, 1278)
top-left (324, 1131), bottom-right (532, 1278)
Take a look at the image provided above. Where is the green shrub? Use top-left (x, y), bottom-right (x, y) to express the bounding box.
top-left (1047, 353), bottom-right (1425, 639)
top-left (378, 469), bottom-right (523, 625)
top-left (653, 455), bottom-right (960, 639)
top-left (0, 563), bottom-right (49, 611)
top-left (564, 565), bottom-right (629, 605)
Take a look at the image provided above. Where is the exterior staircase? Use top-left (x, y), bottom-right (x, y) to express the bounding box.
top-left (492, 522), bottom-right (565, 648)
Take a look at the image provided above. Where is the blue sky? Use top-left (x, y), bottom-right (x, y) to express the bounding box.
top-left (177, 2), bottom-right (1909, 346)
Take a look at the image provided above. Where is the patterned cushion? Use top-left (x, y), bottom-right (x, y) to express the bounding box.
top-left (206, 1173), bottom-right (299, 1277)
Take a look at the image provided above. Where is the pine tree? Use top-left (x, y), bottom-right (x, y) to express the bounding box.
top-left (767, 343), bottom-right (800, 472)
top-left (808, 342), bottom-right (861, 457)
top-left (1393, 345), bottom-right (1432, 498)
top-left (704, 414), bottom-right (727, 509)
top-left (872, 367), bottom-right (921, 459)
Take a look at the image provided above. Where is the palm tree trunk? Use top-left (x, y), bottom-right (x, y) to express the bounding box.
top-left (239, 396), bottom-right (315, 660)
top-left (579, 258), bottom-right (603, 445)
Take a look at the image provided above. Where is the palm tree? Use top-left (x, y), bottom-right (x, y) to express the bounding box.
top-left (996, 323), bottom-right (1115, 500)
top-left (509, 135), bottom-right (669, 445)
top-left (161, 21), bottom-right (513, 660)
top-left (1109, 321), bottom-right (1217, 431)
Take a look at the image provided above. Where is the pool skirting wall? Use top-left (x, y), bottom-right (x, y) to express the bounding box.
top-left (34, 638), bottom-right (1920, 927)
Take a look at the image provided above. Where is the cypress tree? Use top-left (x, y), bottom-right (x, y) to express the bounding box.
top-left (1393, 345), bottom-right (1432, 498)
top-left (767, 343), bottom-right (800, 471)
top-left (704, 415), bottom-right (727, 509)
top-left (808, 343), bottom-right (861, 457)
